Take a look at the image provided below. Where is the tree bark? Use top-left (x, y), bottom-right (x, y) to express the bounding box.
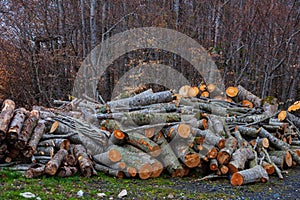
top-left (230, 165), bottom-right (269, 186)
top-left (25, 164), bottom-right (45, 178)
top-left (7, 108), bottom-right (27, 142)
top-left (45, 149), bottom-right (68, 176)
top-left (73, 144), bottom-right (96, 177)
top-left (228, 147), bottom-right (255, 174)
top-left (0, 99), bottom-right (15, 141)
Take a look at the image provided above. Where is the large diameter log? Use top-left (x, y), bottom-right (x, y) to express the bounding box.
top-left (230, 165), bottom-right (269, 186)
top-left (217, 136), bottom-right (238, 165)
top-left (269, 150), bottom-right (292, 168)
top-left (106, 90), bottom-right (173, 112)
top-left (45, 149), bottom-right (68, 175)
top-left (7, 108), bottom-right (27, 142)
top-left (15, 110), bottom-right (40, 150)
top-left (93, 149), bottom-right (122, 167)
top-left (164, 124), bottom-right (191, 141)
top-left (94, 163), bottom-right (124, 179)
top-left (23, 120), bottom-right (46, 157)
top-left (227, 147), bottom-right (255, 174)
top-left (152, 131), bottom-right (185, 177)
top-left (25, 164), bottom-right (45, 178)
top-left (0, 99), bottom-right (15, 141)
top-left (73, 144), bottom-right (96, 177)
top-left (126, 132), bottom-right (161, 157)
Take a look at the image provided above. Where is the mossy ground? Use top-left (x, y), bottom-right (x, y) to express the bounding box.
top-left (0, 167), bottom-right (299, 200)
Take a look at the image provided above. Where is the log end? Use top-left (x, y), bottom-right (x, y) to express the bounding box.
top-left (285, 151), bottom-right (293, 167)
top-left (228, 163), bottom-right (238, 174)
top-left (217, 139), bottom-right (226, 149)
top-left (217, 151), bottom-right (231, 165)
top-left (150, 146), bottom-right (162, 157)
top-left (138, 163), bottom-right (152, 179)
top-left (108, 149), bottom-right (122, 163)
top-left (184, 153), bottom-right (200, 168)
top-left (150, 161), bottom-right (164, 178)
top-left (278, 111), bottom-right (287, 121)
top-left (226, 86), bottom-right (239, 98)
top-left (177, 124), bottom-right (191, 139)
top-left (230, 172), bottom-right (243, 186)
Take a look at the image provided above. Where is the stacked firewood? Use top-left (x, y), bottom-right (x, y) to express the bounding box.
top-left (0, 84), bottom-right (300, 186)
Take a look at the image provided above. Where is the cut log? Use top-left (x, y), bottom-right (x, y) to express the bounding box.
top-left (232, 129), bottom-right (248, 148)
top-left (288, 101), bottom-right (300, 116)
top-left (236, 85), bottom-right (261, 107)
top-left (97, 112), bottom-right (182, 126)
top-left (217, 136), bottom-right (238, 165)
top-left (258, 127), bottom-right (290, 150)
top-left (179, 85), bottom-right (191, 98)
top-left (25, 164), bottom-right (45, 178)
top-left (93, 149), bottom-right (122, 167)
top-left (171, 140), bottom-right (200, 168)
top-left (201, 91), bottom-right (210, 98)
top-left (45, 149), bottom-right (68, 175)
top-left (152, 131), bottom-right (185, 177)
top-left (226, 86), bottom-right (239, 98)
top-left (0, 143), bottom-right (8, 155)
top-left (94, 163), bottom-right (124, 179)
top-left (192, 128), bottom-right (225, 149)
top-left (7, 108), bottom-right (27, 142)
top-left (35, 146), bottom-right (55, 157)
top-left (227, 147), bottom-right (255, 174)
top-left (108, 130), bottom-right (128, 145)
top-left (238, 126), bottom-right (260, 138)
top-left (123, 144), bottom-right (163, 178)
top-left (241, 100), bottom-right (254, 108)
top-left (209, 159), bottom-right (218, 171)
top-left (269, 150), bottom-right (293, 169)
top-left (126, 131), bottom-right (161, 157)
top-left (188, 86), bottom-right (200, 97)
top-left (57, 166), bottom-right (78, 177)
top-left (23, 120), bottom-right (46, 157)
top-left (198, 142), bottom-right (218, 160)
top-left (106, 90), bottom-right (173, 112)
top-left (219, 164), bottom-right (229, 175)
top-left (206, 83), bottom-right (224, 97)
top-left (0, 99), bottom-right (15, 141)
top-left (73, 144), bottom-right (95, 177)
top-left (249, 138), bottom-right (269, 149)
top-left (261, 161), bottom-right (275, 175)
top-left (163, 123), bottom-right (191, 141)
top-left (15, 110), bottom-right (39, 150)
top-left (63, 154), bottom-right (77, 166)
top-left (230, 165), bottom-right (269, 186)
top-left (38, 139), bottom-right (70, 150)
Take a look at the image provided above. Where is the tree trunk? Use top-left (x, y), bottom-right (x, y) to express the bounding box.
top-left (217, 136), bottom-right (238, 165)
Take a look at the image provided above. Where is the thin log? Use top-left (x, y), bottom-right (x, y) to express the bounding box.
top-left (209, 159), bottom-right (218, 171)
top-left (217, 136), bottom-right (238, 165)
top-left (258, 127), bottom-right (290, 150)
top-left (73, 144), bottom-right (96, 177)
top-left (35, 146), bottom-right (55, 157)
top-left (108, 130), bottom-right (128, 145)
top-left (38, 138), bottom-right (70, 150)
top-left (0, 99), bottom-right (15, 141)
top-left (93, 149), bottom-right (122, 167)
top-left (171, 140), bottom-right (200, 168)
top-left (261, 161), bottom-right (275, 175)
top-left (238, 126), bottom-right (260, 138)
top-left (230, 165), bottom-right (269, 186)
top-left (261, 148), bottom-right (283, 179)
top-left (45, 149), bottom-right (68, 175)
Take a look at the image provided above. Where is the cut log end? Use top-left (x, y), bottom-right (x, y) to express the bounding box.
top-left (150, 146), bottom-right (162, 157)
top-left (241, 100), bottom-right (254, 108)
top-left (151, 161), bottom-right (164, 178)
top-left (201, 91), bottom-right (210, 98)
top-left (144, 128), bottom-right (155, 138)
top-left (108, 149), bottom-right (122, 163)
top-left (188, 86), bottom-right (200, 97)
top-left (278, 111), bottom-right (287, 121)
top-left (177, 123), bottom-right (191, 139)
top-left (226, 86), bottom-right (239, 98)
top-left (138, 163), bottom-right (152, 179)
top-left (184, 153), bottom-right (200, 168)
top-left (230, 172), bottom-right (243, 186)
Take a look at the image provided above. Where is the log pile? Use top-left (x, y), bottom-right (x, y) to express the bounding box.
top-left (0, 85), bottom-right (300, 186)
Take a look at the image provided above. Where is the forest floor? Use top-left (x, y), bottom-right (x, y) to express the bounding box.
top-left (0, 166), bottom-right (299, 199)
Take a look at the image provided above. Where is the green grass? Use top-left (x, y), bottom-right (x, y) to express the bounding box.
top-left (0, 169), bottom-right (190, 199)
